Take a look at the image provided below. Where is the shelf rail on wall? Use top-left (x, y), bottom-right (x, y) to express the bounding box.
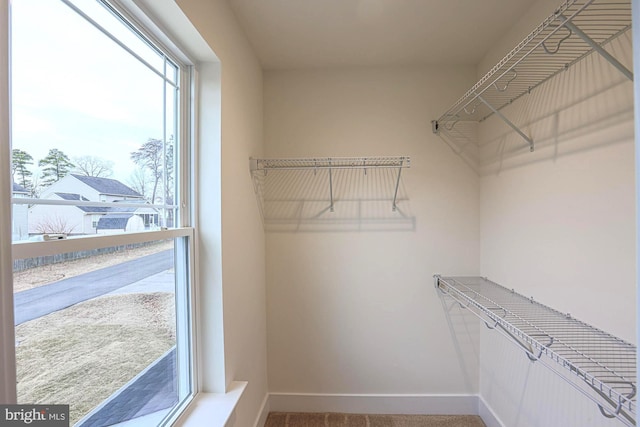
top-left (250, 156), bottom-right (410, 213)
top-left (432, 0), bottom-right (633, 153)
top-left (434, 276), bottom-right (637, 426)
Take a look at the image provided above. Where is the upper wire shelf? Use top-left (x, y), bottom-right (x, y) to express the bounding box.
top-left (250, 156), bottom-right (411, 221)
top-left (251, 156), bottom-right (410, 171)
top-left (432, 0), bottom-right (632, 152)
top-left (435, 275), bottom-right (637, 427)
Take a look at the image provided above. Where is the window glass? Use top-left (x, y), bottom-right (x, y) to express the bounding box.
top-left (14, 238), bottom-right (191, 425)
top-left (11, 0), bottom-right (179, 242)
top-left (9, 1), bottom-right (194, 425)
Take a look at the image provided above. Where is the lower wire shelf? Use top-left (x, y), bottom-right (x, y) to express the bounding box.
top-left (434, 275), bottom-right (636, 426)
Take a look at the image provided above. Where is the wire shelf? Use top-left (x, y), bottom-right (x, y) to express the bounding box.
top-left (435, 275), bottom-right (636, 427)
top-left (250, 157), bottom-right (411, 226)
top-left (432, 0), bottom-right (632, 152)
top-left (251, 156), bottom-right (410, 171)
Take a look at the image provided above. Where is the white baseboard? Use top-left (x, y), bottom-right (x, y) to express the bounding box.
top-left (478, 396), bottom-right (504, 427)
top-left (267, 393), bottom-right (479, 416)
top-left (253, 393), bottom-right (270, 427)
top-left (256, 392), bottom-right (505, 427)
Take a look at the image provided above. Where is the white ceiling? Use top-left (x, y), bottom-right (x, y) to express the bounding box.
top-left (227, 0), bottom-right (537, 70)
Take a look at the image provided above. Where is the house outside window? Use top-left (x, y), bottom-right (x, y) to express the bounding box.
top-left (6, 0), bottom-right (197, 425)
top-left (11, 183), bottom-right (29, 241)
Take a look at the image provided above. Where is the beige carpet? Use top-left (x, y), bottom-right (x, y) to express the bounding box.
top-left (265, 412), bottom-right (487, 427)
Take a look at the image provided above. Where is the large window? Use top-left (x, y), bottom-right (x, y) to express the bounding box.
top-left (7, 0), bottom-right (196, 425)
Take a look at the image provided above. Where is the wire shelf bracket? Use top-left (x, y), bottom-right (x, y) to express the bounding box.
top-left (434, 275), bottom-right (637, 427)
top-left (432, 0), bottom-right (633, 154)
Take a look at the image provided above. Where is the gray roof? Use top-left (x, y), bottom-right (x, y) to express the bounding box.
top-left (71, 174), bottom-right (143, 198)
top-left (12, 182), bottom-right (28, 193)
top-left (55, 192), bottom-right (89, 202)
top-left (56, 192), bottom-right (106, 213)
top-left (78, 206), bottom-right (143, 214)
top-left (54, 192), bottom-right (150, 214)
top-left (78, 206), bottom-right (109, 213)
top-left (96, 214), bottom-right (133, 230)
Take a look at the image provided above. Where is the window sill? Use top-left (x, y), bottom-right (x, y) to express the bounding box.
top-left (173, 381), bottom-right (247, 427)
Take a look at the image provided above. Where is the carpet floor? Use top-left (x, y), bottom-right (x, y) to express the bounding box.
top-left (265, 412), bottom-right (487, 427)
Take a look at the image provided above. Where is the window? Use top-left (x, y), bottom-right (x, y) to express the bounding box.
top-left (6, 0), bottom-right (196, 425)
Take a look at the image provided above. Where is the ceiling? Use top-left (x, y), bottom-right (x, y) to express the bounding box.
top-left (227, 0), bottom-right (537, 70)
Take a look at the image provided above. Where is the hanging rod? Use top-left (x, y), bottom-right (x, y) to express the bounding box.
top-left (432, 0), bottom-right (632, 153)
top-left (435, 275), bottom-right (637, 427)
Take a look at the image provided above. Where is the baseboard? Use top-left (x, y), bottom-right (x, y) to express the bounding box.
top-left (253, 393), bottom-right (270, 427)
top-left (257, 392), bottom-right (505, 427)
top-left (478, 395), bottom-right (504, 427)
top-left (267, 393), bottom-right (479, 416)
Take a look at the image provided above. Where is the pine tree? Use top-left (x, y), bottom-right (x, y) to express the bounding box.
top-left (11, 148), bottom-right (34, 189)
top-left (38, 149), bottom-right (75, 185)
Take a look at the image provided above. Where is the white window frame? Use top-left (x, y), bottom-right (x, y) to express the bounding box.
top-left (1, 0), bottom-right (16, 405)
top-left (1, 0), bottom-right (200, 424)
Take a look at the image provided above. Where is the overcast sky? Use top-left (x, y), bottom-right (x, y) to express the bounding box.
top-left (11, 0), bottom-right (173, 183)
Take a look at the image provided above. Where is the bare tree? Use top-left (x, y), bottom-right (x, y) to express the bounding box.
top-left (128, 167), bottom-right (151, 200)
top-left (29, 172), bottom-right (43, 199)
top-left (73, 155), bottom-right (114, 177)
top-left (34, 214), bottom-right (77, 235)
top-left (131, 138), bottom-right (163, 203)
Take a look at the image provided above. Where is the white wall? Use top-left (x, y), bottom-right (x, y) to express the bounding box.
top-left (40, 175), bottom-right (100, 202)
top-left (477, 0), bottom-right (635, 425)
top-left (173, 1), bottom-right (267, 426)
top-left (28, 203), bottom-right (83, 234)
top-left (12, 203), bottom-right (28, 241)
top-left (264, 66), bottom-right (481, 401)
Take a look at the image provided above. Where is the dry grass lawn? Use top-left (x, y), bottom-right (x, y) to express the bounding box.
top-left (14, 240), bottom-right (177, 425)
top-left (16, 292), bottom-right (176, 426)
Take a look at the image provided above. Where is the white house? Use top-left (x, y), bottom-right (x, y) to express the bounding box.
top-left (11, 182), bottom-right (28, 241)
top-left (28, 174), bottom-right (159, 235)
top-left (95, 214), bottom-right (145, 235)
top-left (40, 174), bottom-right (145, 203)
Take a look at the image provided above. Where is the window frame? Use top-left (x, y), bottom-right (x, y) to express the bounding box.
top-left (1, 0), bottom-right (16, 406)
top-left (2, 0), bottom-right (200, 423)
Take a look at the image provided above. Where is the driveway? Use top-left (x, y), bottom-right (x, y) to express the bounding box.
top-left (14, 249), bottom-right (174, 325)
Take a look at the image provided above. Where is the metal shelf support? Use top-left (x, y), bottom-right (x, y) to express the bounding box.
top-left (559, 14), bottom-right (633, 81)
top-left (328, 159), bottom-right (334, 212)
top-left (392, 158), bottom-right (406, 211)
top-left (477, 94), bottom-right (535, 152)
